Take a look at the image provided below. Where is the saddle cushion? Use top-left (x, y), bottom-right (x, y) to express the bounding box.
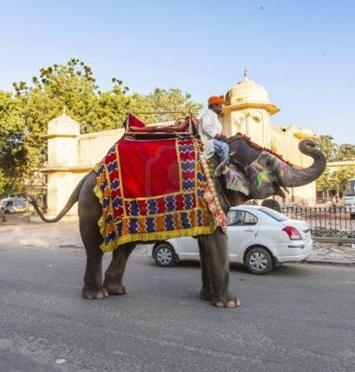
top-left (94, 136), bottom-right (216, 252)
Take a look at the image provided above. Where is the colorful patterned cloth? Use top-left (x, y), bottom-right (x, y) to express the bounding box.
top-left (94, 136), bottom-right (217, 252)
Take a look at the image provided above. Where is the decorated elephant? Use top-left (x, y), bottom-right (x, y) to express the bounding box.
top-left (31, 132), bottom-right (325, 309)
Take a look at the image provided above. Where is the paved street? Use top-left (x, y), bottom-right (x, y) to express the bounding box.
top-left (1, 216), bottom-right (355, 264)
top-left (1, 243), bottom-right (355, 371)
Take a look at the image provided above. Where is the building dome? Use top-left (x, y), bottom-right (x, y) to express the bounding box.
top-left (225, 70), bottom-right (279, 115)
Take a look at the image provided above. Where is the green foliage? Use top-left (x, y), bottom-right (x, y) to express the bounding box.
top-left (0, 170), bottom-right (6, 196)
top-left (317, 166), bottom-right (355, 195)
top-left (317, 134), bottom-right (355, 195)
top-left (316, 169), bottom-right (331, 193)
top-left (319, 135), bottom-right (337, 161)
top-left (0, 58), bottom-right (202, 195)
top-left (332, 166), bottom-right (355, 194)
top-left (319, 135), bottom-right (355, 162)
top-left (130, 88), bottom-right (202, 124)
top-left (0, 91), bottom-right (27, 195)
top-left (336, 144), bottom-right (355, 161)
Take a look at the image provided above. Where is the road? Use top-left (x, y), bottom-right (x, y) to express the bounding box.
top-left (1, 245), bottom-right (355, 371)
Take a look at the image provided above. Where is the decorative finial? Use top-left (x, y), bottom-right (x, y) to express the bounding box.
top-left (62, 105), bottom-right (66, 116)
top-left (243, 68), bottom-right (249, 81)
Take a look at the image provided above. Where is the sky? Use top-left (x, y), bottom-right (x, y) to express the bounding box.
top-left (0, 0), bottom-right (354, 144)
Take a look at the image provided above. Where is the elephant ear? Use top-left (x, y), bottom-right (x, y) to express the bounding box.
top-left (225, 163), bottom-right (250, 196)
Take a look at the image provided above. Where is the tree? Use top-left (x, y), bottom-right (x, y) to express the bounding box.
top-left (335, 144), bottom-right (355, 161)
top-left (317, 166), bottom-right (355, 196)
top-left (0, 91), bottom-right (27, 195)
top-left (333, 166), bottom-right (355, 195)
top-left (130, 88), bottom-right (202, 124)
top-left (316, 168), bottom-right (332, 195)
top-left (1, 58), bottom-right (202, 195)
top-left (319, 134), bottom-right (354, 162)
top-left (319, 135), bottom-right (337, 161)
top-left (13, 59), bottom-right (121, 173)
top-left (0, 170), bottom-right (6, 196)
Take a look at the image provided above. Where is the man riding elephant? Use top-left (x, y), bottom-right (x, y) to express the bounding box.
top-left (198, 95), bottom-right (229, 165)
top-left (31, 110), bottom-right (326, 309)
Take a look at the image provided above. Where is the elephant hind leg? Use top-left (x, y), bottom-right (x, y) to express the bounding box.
top-left (81, 226), bottom-right (108, 299)
top-left (79, 178), bottom-right (108, 300)
top-left (103, 243), bottom-right (135, 295)
top-left (81, 238), bottom-right (108, 300)
top-left (82, 254), bottom-right (108, 300)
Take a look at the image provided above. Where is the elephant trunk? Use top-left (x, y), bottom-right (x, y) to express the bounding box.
top-left (279, 139), bottom-right (326, 187)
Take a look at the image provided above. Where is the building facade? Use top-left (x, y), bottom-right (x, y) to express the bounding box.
top-left (42, 114), bottom-right (124, 218)
top-left (223, 71), bottom-right (317, 205)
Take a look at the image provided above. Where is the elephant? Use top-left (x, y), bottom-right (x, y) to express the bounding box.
top-left (31, 134), bottom-right (326, 308)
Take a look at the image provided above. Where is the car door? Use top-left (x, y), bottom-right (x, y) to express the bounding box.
top-left (227, 210), bottom-right (259, 261)
top-left (175, 236), bottom-right (200, 259)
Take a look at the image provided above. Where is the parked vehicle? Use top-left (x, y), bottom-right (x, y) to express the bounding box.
top-left (148, 206), bottom-right (313, 274)
top-left (0, 197), bottom-right (28, 214)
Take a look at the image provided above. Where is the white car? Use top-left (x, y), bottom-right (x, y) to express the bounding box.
top-left (148, 206), bottom-right (313, 274)
top-left (0, 197), bottom-right (28, 214)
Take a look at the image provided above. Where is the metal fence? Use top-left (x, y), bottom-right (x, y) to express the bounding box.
top-left (281, 206), bottom-right (354, 239)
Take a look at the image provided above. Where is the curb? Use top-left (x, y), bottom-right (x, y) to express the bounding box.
top-left (304, 259), bottom-right (355, 266)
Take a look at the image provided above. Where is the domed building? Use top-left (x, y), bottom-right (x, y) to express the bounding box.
top-left (225, 70), bottom-right (279, 114)
top-left (222, 70), bottom-right (317, 205)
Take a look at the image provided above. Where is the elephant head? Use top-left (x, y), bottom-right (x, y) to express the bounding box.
top-left (216, 134), bottom-right (326, 206)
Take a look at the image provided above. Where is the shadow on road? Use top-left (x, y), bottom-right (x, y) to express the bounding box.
top-left (146, 258), bottom-right (311, 278)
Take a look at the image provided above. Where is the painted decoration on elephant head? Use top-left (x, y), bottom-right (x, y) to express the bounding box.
top-left (245, 151), bottom-right (293, 198)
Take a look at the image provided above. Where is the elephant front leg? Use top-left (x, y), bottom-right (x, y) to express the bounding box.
top-left (198, 241), bottom-right (213, 301)
top-left (103, 243), bottom-right (135, 295)
top-left (198, 229), bottom-right (240, 308)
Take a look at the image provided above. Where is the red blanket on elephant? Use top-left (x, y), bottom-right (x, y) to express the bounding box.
top-left (94, 136), bottom-right (216, 252)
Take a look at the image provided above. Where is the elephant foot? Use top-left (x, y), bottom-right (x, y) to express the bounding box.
top-left (82, 287), bottom-right (109, 300)
top-left (211, 293), bottom-right (240, 308)
top-left (103, 282), bottom-right (127, 296)
top-left (200, 286), bottom-right (213, 301)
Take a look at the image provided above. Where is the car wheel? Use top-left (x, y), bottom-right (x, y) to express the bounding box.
top-left (153, 243), bottom-right (177, 267)
top-left (245, 246), bottom-right (273, 274)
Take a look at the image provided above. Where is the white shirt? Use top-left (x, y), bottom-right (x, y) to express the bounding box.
top-left (198, 109), bottom-right (223, 158)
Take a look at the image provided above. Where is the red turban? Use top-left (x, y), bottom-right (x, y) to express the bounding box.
top-left (208, 95), bottom-right (225, 105)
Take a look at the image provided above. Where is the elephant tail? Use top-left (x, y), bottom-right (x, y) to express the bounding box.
top-left (29, 174), bottom-right (88, 223)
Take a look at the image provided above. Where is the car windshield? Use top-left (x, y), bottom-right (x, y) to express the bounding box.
top-left (258, 207), bottom-right (288, 222)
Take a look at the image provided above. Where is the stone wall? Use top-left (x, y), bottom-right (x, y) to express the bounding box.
top-left (42, 107), bottom-right (319, 219)
top-left (42, 114), bottom-right (124, 218)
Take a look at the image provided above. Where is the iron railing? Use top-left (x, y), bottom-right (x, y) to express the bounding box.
top-left (281, 206), bottom-right (354, 239)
